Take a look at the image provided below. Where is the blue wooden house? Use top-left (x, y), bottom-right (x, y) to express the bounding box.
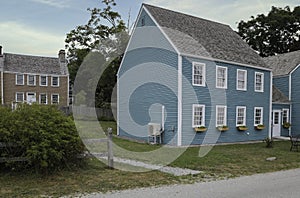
top-left (117, 4), bottom-right (272, 146)
top-left (264, 50), bottom-right (300, 137)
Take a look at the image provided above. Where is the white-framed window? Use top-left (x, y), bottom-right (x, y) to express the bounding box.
top-left (15, 92), bottom-right (24, 102)
top-left (51, 76), bottom-right (59, 87)
top-left (216, 66), bottom-right (227, 89)
top-left (27, 74), bottom-right (36, 86)
top-left (40, 93), bottom-right (47, 104)
top-left (26, 92), bottom-right (36, 104)
top-left (254, 107), bottom-right (263, 126)
top-left (255, 72), bottom-right (264, 92)
top-left (236, 106), bottom-right (246, 126)
top-left (282, 109), bottom-right (289, 124)
top-left (51, 94), bottom-right (59, 104)
top-left (216, 105), bottom-right (227, 126)
top-left (192, 62), bottom-right (206, 86)
top-left (237, 69), bottom-right (247, 91)
top-left (40, 75), bottom-right (48, 86)
top-left (16, 74), bottom-right (24, 85)
top-left (192, 104), bottom-right (205, 127)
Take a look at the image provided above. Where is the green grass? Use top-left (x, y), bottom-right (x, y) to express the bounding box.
top-left (1, 121), bottom-right (300, 197)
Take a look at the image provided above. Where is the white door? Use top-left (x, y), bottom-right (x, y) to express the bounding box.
top-left (272, 110), bottom-right (281, 137)
top-left (27, 93), bottom-right (36, 104)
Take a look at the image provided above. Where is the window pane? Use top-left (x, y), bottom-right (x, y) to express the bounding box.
top-left (40, 94), bottom-right (47, 104)
top-left (217, 106), bottom-right (226, 126)
top-left (52, 94), bottom-right (59, 104)
top-left (193, 63), bottom-right (204, 86)
top-left (40, 76), bottom-right (47, 86)
top-left (52, 76), bottom-right (59, 86)
top-left (193, 105), bottom-right (204, 126)
top-left (16, 74), bottom-right (24, 85)
top-left (28, 75), bottom-right (35, 85)
top-left (217, 67), bottom-right (227, 88)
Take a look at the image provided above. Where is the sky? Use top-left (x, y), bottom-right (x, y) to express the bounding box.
top-left (0, 0), bottom-right (299, 57)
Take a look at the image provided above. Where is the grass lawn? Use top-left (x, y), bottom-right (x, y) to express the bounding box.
top-left (1, 121), bottom-right (300, 197)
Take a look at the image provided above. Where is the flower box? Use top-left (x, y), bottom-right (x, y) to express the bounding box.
top-left (283, 122), bottom-right (291, 129)
top-left (237, 126), bottom-right (248, 131)
top-left (255, 124), bottom-right (265, 130)
top-left (217, 126), bottom-right (229, 132)
top-left (194, 126), bottom-right (207, 132)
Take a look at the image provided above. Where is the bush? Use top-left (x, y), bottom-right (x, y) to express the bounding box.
top-left (0, 104), bottom-right (85, 173)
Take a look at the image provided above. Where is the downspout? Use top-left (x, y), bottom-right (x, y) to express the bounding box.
top-left (177, 55), bottom-right (182, 146)
top-left (269, 72), bottom-right (273, 138)
top-left (1, 71), bottom-right (3, 105)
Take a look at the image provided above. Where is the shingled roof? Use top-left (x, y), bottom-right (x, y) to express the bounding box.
top-left (143, 4), bottom-right (268, 68)
top-left (272, 86), bottom-right (290, 104)
top-left (3, 52), bottom-right (68, 75)
top-left (263, 50), bottom-right (300, 76)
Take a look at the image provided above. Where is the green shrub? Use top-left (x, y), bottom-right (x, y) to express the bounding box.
top-left (0, 104), bottom-right (85, 173)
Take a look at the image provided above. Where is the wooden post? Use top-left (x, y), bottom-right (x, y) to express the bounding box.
top-left (107, 128), bottom-right (114, 169)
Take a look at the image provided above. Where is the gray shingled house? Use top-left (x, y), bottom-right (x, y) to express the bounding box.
top-left (117, 4), bottom-right (272, 146)
top-left (264, 50), bottom-right (300, 137)
top-left (0, 46), bottom-right (69, 107)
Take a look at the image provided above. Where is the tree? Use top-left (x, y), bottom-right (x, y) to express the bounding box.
top-left (237, 6), bottom-right (300, 57)
top-left (65, 0), bottom-right (129, 108)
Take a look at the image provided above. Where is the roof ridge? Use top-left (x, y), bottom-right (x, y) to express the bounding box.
top-left (4, 52), bottom-right (58, 59)
top-left (142, 3), bottom-right (230, 28)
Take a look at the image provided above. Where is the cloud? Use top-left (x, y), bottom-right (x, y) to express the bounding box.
top-left (143, 0), bottom-right (299, 29)
top-left (0, 21), bottom-right (65, 56)
top-left (29, 0), bottom-right (71, 8)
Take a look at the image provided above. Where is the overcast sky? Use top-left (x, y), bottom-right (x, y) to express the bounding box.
top-left (0, 0), bottom-right (298, 57)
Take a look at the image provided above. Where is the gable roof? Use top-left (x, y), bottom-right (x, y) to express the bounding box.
top-left (143, 4), bottom-right (268, 69)
top-left (3, 53), bottom-right (68, 75)
top-left (263, 50), bottom-right (300, 76)
top-left (272, 85), bottom-right (290, 104)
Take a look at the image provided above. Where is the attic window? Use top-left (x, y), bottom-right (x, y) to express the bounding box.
top-left (141, 17), bottom-right (145, 26)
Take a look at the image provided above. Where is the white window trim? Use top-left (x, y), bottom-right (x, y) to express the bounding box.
top-left (16, 74), bottom-right (24, 85)
top-left (192, 62), bottom-right (206, 87)
top-left (282, 108), bottom-right (290, 124)
top-left (216, 66), bottom-right (228, 89)
top-left (27, 74), bottom-right (36, 86)
top-left (15, 92), bottom-right (24, 102)
top-left (51, 76), bottom-right (60, 87)
top-left (236, 106), bottom-right (246, 126)
top-left (254, 107), bottom-right (263, 126)
top-left (39, 93), bottom-right (48, 104)
top-left (236, 69), bottom-right (247, 91)
top-left (216, 105), bottom-right (227, 127)
top-left (39, 75), bottom-right (48, 86)
top-left (255, 72), bottom-right (264, 92)
top-left (192, 104), bottom-right (205, 127)
top-left (51, 94), bottom-right (59, 104)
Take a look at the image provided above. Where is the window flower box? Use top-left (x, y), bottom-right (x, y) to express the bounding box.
top-left (237, 125), bottom-right (248, 131)
top-left (194, 126), bottom-right (207, 132)
top-left (283, 122), bottom-right (291, 129)
top-left (217, 125), bottom-right (229, 132)
top-left (255, 124), bottom-right (265, 130)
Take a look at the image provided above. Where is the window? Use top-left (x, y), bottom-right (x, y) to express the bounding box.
top-left (15, 92), bottom-right (24, 102)
top-left (51, 76), bottom-right (59, 87)
top-left (40, 75), bottom-right (48, 86)
top-left (51, 94), bottom-right (59, 104)
top-left (236, 106), bottom-right (246, 126)
top-left (193, 104), bottom-right (205, 127)
top-left (216, 66), bottom-right (227, 89)
top-left (40, 93), bottom-right (47, 104)
top-left (216, 105), bottom-right (227, 126)
top-left (255, 72), bottom-right (264, 92)
top-left (237, 69), bottom-right (247, 90)
top-left (254, 107), bottom-right (263, 126)
top-left (16, 74), bottom-right (24, 85)
top-left (192, 62), bottom-right (205, 86)
top-left (282, 109), bottom-right (289, 124)
top-left (27, 75), bottom-right (36, 86)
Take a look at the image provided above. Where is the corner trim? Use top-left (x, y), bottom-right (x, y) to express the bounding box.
top-left (177, 55), bottom-right (182, 146)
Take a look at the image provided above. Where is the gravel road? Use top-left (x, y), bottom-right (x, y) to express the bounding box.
top-left (80, 168), bottom-right (300, 198)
